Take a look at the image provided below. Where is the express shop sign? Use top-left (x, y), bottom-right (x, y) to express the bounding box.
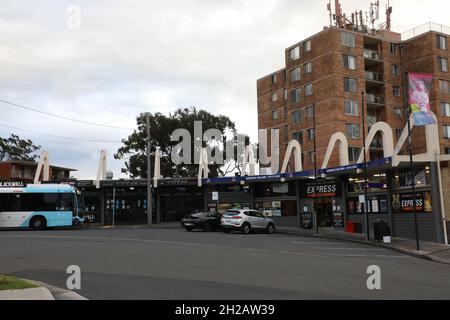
top-left (303, 179), bottom-right (340, 198)
top-left (392, 192), bottom-right (432, 213)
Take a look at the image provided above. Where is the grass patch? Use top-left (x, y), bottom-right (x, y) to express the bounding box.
top-left (0, 275), bottom-right (39, 291)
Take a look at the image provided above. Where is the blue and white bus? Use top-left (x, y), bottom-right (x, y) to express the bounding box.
top-left (0, 184), bottom-right (85, 229)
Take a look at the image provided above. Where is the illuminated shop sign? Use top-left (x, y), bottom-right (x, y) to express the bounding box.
top-left (303, 179), bottom-right (340, 198)
top-left (392, 192), bottom-right (432, 213)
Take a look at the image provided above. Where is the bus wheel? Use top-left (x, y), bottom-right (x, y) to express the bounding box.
top-left (30, 217), bottom-right (47, 230)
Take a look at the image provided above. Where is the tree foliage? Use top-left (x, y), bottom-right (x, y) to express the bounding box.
top-left (114, 107), bottom-right (241, 178)
top-left (0, 134), bottom-right (41, 161)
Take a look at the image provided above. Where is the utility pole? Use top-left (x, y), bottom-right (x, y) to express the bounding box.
top-left (400, 45), bottom-right (420, 251)
top-left (146, 113), bottom-right (153, 226)
top-left (405, 74), bottom-right (420, 251)
top-left (361, 91), bottom-right (370, 240)
top-left (313, 103), bottom-right (319, 234)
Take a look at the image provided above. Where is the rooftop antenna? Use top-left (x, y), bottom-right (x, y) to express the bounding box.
top-left (327, 0), bottom-right (332, 27)
top-left (386, 0), bottom-right (393, 30)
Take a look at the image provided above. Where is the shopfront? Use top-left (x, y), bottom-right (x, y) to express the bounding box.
top-left (300, 178), bottom-right (344, 228)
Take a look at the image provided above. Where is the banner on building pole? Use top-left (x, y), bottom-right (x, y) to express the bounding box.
top-left (408, 73), bottom-right (435, 126)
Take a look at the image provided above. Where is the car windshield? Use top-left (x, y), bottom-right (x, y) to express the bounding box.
top-left (223, 210), bottom-right (240, 216)
top-left (190, 212), bottom-right (208, 218)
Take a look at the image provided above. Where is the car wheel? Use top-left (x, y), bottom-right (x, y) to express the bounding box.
top-left (241, 223), bottom-right (251, 235)
top-left (223, 228), bottom-right (230, 233)
top-left (185, 227), bottom-right (193, 232)
top-left (266, 223), bottom-right (275, 234)
top-left (30, 216), bottom-right (47, 230)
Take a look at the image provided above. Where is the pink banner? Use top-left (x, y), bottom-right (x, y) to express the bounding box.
top-left (408, 73), bottom-right (435, 126)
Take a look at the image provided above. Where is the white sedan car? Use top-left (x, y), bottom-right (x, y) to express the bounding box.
top-left (221, 209), bottom-right (276, 234)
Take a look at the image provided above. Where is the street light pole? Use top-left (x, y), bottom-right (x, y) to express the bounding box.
top-left (313, 103), bottom-right (319, 234)
top-left (400, 45), bottom-right (420, 251)
top-left (146, 113), bottom-right (153, 226)
top-left (361, 91), bottom-right (370, 241)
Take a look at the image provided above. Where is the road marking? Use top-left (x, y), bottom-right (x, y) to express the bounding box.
top-left (314, 247), bottom-right (386, 251)
top-left (291, 241), bottom-right (347, 245)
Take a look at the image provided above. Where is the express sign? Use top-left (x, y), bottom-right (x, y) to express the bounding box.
top-left (303, 179), bottom-right (340, 198)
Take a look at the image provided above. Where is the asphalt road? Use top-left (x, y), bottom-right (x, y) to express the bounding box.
top-left (0, 227), bottom-right (449, 299)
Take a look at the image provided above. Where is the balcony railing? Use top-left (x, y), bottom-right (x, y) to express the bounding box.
top-left (366, 94), bottom-right (385, 104)
top-left (367, 116), bottom-right (378, 126)
top-left (365, 71), bottom-right (384, 82)
top-left (370, 139), bottom-right (384, 149)
top-left (364, 49), bottom-right (382, 61)
top-left (402, 22), bottom-right (450, 40)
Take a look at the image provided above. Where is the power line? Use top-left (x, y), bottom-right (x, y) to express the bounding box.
top-left (0, 98), bottom-right (135, 130)
top-left (0, 123), bottom-right (122, 144)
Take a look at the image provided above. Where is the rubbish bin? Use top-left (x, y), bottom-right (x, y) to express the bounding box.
top-left (373, 220), bottom-right (391, 242)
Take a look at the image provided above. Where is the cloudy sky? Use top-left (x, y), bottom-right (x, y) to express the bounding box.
top-left (0, 0), bottom-right (447, 179)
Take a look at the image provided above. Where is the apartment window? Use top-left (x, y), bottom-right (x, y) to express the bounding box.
top-left (284, 125), bottom-right (289, 139)
top-left (292, 110), bottom-right (302, 124)
top-left (344, 100), bottom-right (359, 116)
top-left (437, 35), bottom-right (447, 50)
top-left (395, 128), bottom-right (403, 140)
top-left (272, 109), bottom-right (279, 120)
top-left (445, 147), bottom-right (450, 155)
top-left (393, 85), bottom-right (401, 97)
top-left (304, 40), bottom-right (311, 52)
top-left (343, 54), bottom-right (357, 70)
top-left (394, 107), bottom-right (403, 120)
top-left (307, 128), bottom-right (315, 140)
top-left (444, 125), bottom-right (450, 138)
top-left (346, 123), bottom-right (360, 139)
top-left (438, 57), bottom-right (449, 72)
top-left (271, 92), bottom-right (278, 102)
top-left (304, 62), bottom-right (312, 74)
top-left (293, 131), bottom-right (303, 144)
top-left (308, 151), bottom-right (315, 164)
top-left (271, 74), bottom-right (277, 84)
top-left (344, 77), bottom-right (357, 93)
top-left (289, 46), bottom-right (300, 61)
top-left (284, 89), bottom-right (288, 100)
top-left (291, 88), bottom-right (301, 103)
top-left (290, 67), bottom-right (301, 82)
top-left (284, 106), bottom-right (288, 121)
top-left (392, 64), bottom-right (400, 76)
top-left (305, 105), bottom-right (314, 118)
top-left (348, 147), bottom-right (361, 162)
top-left (341, 32), bottom-right (355, 48)
top-left (441, 102), bottom-right (450, 116)
top-left (390, 43), bottom-right (400, 54)
top-left (305, 83), bottom-right (313, 96)
top-left (440, 80), bottom-right (450, 94)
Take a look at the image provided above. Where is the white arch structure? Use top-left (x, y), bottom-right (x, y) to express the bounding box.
top-left (356, 121), bottom-right (394, 164)
top-left (198, 148), bottom-right (209, 187)
top-left (34, 150), bottom-right (50, 184)
top-left (153, 148), bottom-right (161, 188)
top-left (321, 132), bottom-right (349, 169)
top-left (242, 144), bottom-right (257, 176)
top-left (391, 113), bottom-right (442, 166)
top-left (280, 140), bottom-right (303, 173)
top-left (95, 150), bottom-right (107, 189)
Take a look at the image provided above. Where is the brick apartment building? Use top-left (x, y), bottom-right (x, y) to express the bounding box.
top-left (0, 160), bottom-right (76, 183)
top-left (257, 23), bottom-right (450, 172)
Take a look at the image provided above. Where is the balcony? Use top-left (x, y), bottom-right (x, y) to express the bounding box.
top-left (367, 116), bottom-right (378, 126)
top-left (366, 94), bottom-right (385, 106)
top-left (370, 138), bottom-right (384, 149)
top-left (364, 49), bottom-right (382, 61)
top-left (365, 71), bottom-right (383, 82)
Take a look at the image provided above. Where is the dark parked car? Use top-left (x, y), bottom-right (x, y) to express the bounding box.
top-left (181, 212), bottom-right (221, 232)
